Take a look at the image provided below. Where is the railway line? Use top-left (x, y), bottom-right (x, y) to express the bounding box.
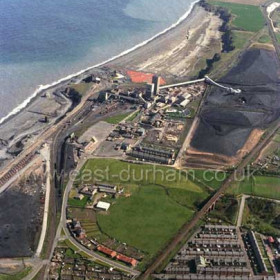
top-left (0, 84), bottom-right (103, 187)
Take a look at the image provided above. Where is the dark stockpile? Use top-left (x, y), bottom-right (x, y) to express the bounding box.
top-left (191, 48), bottom-right (280, 157)
top-left (0, 187), bottom-right (43, 258)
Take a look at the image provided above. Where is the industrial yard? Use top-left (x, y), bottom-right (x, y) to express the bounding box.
top-left (185, 47), bottom-right (280, 169)
top-left (2, 1), bottom-right (280, 279)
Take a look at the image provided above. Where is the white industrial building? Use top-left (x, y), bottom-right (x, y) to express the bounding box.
top-left (96, 201), bottom-right (111, 211)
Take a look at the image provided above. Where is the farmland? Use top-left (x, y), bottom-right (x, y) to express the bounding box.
top-left (77, 158), bottom-right (225, 208)
top-left (209, 1), bottom-right (265, 32)
top-left (97, 185), bottom-right (194, 257)
top-left (228, 175), bottom-right (280, 200)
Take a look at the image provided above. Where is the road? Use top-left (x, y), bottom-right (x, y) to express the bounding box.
top-left (262, 1), bottom-right (280, 59)
top-left (35, 144), bottom-right (51, 257)
top-left (43, 109), bottom-right (142, 279)
top-left (0, 82), bottom-right (110, 280)
top-left (236, 194), bottom-right (248, 227)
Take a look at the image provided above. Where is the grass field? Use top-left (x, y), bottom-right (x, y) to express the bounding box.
top-left (228, 175), bottom-right (280, 199)
top-left (232, 31), bottom-right (254, 48)
top-left (97, 185), bottom-right (193, 256)
top-left (104, 112), bottom-right (132, 124)
top-left (68, 196), bottom-right (89, 208)
top-left (126, 110), bottom-right (140, 122)
top-left (209, 1), bottom-right (265, 32)
top-left (77, 158), bottom-right (225, 208)
top-left (258, 34), bottom-right (272, 44)
top-left (193, 169), bottom-right (227, 190)
top-left (75, 158), bottom-right (228, 262)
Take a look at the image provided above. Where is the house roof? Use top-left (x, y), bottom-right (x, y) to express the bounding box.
top-left (97, 245), bottom-right (117, 257)
top-left (116, 254), bottom-right (137, 266)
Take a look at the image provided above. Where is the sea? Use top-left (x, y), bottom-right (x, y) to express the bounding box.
top-left (0, 0), bottom-right (196, 123)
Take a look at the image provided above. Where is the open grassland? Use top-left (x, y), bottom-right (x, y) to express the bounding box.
top-left (97, 185), bottom-right (193, 257)
top-left (228, 175), bottom-right (280, 199)
top-left (77, 158), bottom-right (225, 208)
top-left (193, 169), bottom-right (227, 190)
top-left (209, 1), bottom-right (264, 32)
top-left (233, 31), bottom-right (254, 48)
top-left (208, 0), bottom-right (267, 5)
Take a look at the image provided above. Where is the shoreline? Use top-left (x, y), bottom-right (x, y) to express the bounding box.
top-left (0, 0), bottom-right (200, 127)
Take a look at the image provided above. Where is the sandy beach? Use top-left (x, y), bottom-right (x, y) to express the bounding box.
top-left (109, 4), bottom-right (222, 80)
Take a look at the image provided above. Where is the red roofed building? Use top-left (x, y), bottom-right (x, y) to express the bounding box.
top-left (116, 254), bottom-right (138, 267)
top-left (97, 245), bottom-right (117, 258)
top-left (127, 70), bottom-right (166, 85)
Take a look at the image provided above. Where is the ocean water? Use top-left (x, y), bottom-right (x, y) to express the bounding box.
top-left (0, 0), bottom-right (196, 122)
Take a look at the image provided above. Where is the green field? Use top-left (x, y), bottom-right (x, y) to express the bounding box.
top-left (233, 31), bottom-right (254, 49)
top-left (104, 112), bottom-right (132, 124)
top-left (68, 196), bottom-right (89, 208)
top-left (97, 185), bottom-right (193, 256)
top-left (126, 110), bottom-right (140, 122)
top-left (258, 34), bottom-right (272, 44)
top-left (193, 169), bottom-right (227, 190)
top-left (228, 175), bottom-right (280, 199)
top-left (75, 158), bottom-right (227, 262)
top-left (209, 1), bottom-right (265, 32)
top-left (77, 158), bottom-right (225, 208)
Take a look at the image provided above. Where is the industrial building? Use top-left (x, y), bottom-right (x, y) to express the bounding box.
top-left (127, 145), bottom-right (175, 165)
top-left (152, 76), bottom-right (161, 96)
top-left (96, 201), bottom-right (111, 211)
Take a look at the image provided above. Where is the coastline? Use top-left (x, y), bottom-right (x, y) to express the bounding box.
top-left (0, 0), bottom-right (200, 127)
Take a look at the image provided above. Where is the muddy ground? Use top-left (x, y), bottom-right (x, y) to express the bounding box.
top-left (188, 48), bottom-right (280, 165)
